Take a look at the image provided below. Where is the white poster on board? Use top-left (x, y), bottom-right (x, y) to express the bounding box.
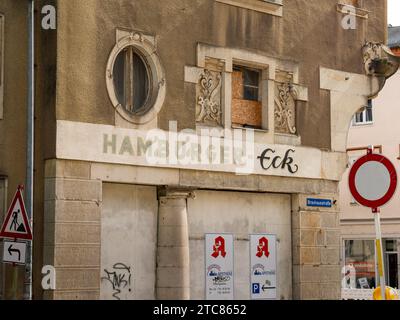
top-left (205, 234), bottom-right (234, 300)
top-left (250, 234), bottom-right (277, 300)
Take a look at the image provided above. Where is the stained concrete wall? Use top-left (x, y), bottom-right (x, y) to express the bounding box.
top-left (0, 1), bottom-right (28, 189)
top-left (43, 160), bottom-right (102, 300)
top-left (0, 0), bottom-right (29, 300)
top-left (187, 190), bottom-right (292, 300)
top-left (0, 0), bottom-right (58, 299)
top-left (0, 178), bottom-right (6, 299)
top-left (100, 183), bottom-right (158, 300)
top-left (54, 0), bottom-right (387, 150)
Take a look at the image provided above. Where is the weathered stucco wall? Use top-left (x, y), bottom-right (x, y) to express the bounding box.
top-left (0, 0), bottom-right (29, 300)
top-left (0, 2), bottom-right (28, 212)
top-left (0, 0), bottom-right (59, 300)
top-left (54, 0), bottom-right (387, 150)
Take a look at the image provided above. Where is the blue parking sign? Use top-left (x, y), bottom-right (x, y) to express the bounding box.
top-left (252, 283), bottom-right (260, 294)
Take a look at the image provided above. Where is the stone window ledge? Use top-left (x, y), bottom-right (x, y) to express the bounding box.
top-left (216, 0), bottom-right (283, 17)
top-left (232, 125), bottom-right (269, 133)
top-left (337, 3), bottom-right (369, 19)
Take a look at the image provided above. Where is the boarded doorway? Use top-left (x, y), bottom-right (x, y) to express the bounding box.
top-left (100, 183), bottom-right (158, 300)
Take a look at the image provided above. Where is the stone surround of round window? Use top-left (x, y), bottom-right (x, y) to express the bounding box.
top-left (106, 33), bottom-right (166, 124)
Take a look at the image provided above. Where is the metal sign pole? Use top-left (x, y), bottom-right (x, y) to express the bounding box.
top-left (373, 207), bottom-right (386, 300)
top-left (10, 239), bottom-right (19, 300)
top-left (367, 146), bottom-right (386, 300)
top-left (10, 263), bottom-right (18, 300)
top-left (24, 0), bottom-right (35, 301)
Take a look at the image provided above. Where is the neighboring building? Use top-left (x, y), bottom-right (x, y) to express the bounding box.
top-left (339, 27), bottom-right (400, 295)
top-left (0, 0), bottom-right (392, 300)
top-left (389, 25), bottom-right (400, 55)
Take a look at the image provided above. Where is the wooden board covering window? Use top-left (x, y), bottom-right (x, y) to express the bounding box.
top-left (231, 70), bottom-right (262, 128)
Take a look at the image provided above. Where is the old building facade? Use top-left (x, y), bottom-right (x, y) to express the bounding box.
top-left (0, 0), bottom-right (392, 300)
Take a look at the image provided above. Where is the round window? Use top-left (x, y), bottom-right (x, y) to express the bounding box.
top-left (113, 47), bottom-right (151, 115)
top-left (106, 33), bottom-right (166, 125)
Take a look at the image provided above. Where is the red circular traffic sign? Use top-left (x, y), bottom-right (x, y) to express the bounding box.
top-left (349, 153), bottom-right (397, 209)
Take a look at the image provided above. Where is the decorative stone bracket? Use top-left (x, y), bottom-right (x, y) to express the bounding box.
top-left (363, 42), bottom-right (400, 96)
top-left (274, 82), bottom-right (298, 135)
top-left (196, 69), bottom-right (223, 127)
top-left (274, 70), bottom-right (308, 137)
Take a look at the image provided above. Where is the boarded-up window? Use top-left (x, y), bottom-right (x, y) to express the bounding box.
top-left (231, 66), bottom-right (262, 129)
top-left (0, 14), bottom-right (4, 119)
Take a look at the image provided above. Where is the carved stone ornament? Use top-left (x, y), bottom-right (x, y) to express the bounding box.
top-left (274, 82), bottom-right (298, 135)
top-left (363, 42), bottom-right (400, 79)
top-left (196, 69), bottom-right (222, 126)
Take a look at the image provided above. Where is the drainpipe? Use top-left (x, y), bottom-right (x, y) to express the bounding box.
top-left (24, 0), bottom-right (34, 301)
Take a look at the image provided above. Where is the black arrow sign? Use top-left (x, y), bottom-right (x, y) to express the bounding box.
top-left (262, 285), bottom-right (276, 292)
top-left (8, 244), bottom-right (21, 261)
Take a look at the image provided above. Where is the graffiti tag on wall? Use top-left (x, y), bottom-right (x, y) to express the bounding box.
top-left (101, 263), bottom-right (132, 300)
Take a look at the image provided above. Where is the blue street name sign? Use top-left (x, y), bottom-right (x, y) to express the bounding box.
top-left (306, 198), bottom-right (332, 208)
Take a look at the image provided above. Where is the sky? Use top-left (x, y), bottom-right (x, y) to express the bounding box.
top-left (388, 0), bottom-right (400, 26)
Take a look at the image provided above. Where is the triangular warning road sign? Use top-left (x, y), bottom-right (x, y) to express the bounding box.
top-left (0, 186), bottom-right (32, 240)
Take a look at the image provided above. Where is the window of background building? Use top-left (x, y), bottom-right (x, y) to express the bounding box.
top-left (113, 46), bottom-right (150, 115)
top-left (344, 239), bottom-right (400, 290)
top-left (353, 99), bottom-right (373, 125)
top-left (384, 240), bottom-right (398, 289)
top-left (344, 239), bottom-right (376, 289)
top-left (231, 65), bottom-right (262, 129)
top-left (0, 14), bottom-right (4, 119)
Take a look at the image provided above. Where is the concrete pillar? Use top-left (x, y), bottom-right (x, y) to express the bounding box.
top-left (43, 159), bottom-right (102, 300)
top-left (292, 194), bottom-right (341, 300)
top-left (156, 188), bottom-right (195, 300)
